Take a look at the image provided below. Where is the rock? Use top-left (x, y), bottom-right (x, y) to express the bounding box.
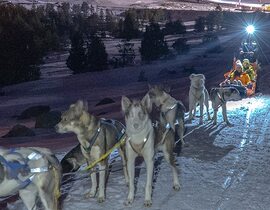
top-left (18, 105), bottom-right (50, 120)
top-left (95, 98), bottom-right (115, 106)
top-left (35, 111), bottom-right (61, 128)
top-left (2, 124), bottom-right (35, 138)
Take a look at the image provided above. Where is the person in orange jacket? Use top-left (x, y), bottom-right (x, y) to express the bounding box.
top-left (229, 61), bottom-right (251, 86)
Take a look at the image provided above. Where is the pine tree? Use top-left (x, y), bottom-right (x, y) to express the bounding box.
top-left (66, 31), bottom-right (86, 73)
top-left (116, 40), bottom-right (135, 66)
top-left (86, 35), bottom-right (108, 71)
top-left (140, 22), bottom-right (169, 61)
top-left (121, 11), bottom-right (139, 40)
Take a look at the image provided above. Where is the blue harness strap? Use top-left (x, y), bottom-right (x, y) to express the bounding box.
top-left (0, 149), bottom-right (48, 192)
top-left (0, 155), bottom-right (29, 180)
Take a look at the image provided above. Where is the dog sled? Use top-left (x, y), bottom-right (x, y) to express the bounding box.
top-left (220, 59), bottom-right (258, 98)
top-left (219, 31), bottom-right (259, 99)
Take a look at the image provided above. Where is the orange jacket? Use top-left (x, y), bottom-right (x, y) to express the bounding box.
top-left (232, 72), bottom-right (251, 86)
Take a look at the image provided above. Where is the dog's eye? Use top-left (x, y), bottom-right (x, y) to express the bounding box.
top-left (138, 111), bottom-right (144, 120)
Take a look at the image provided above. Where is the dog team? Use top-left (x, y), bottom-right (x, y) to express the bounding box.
top-left (0, 73), bottom-right (242, 210)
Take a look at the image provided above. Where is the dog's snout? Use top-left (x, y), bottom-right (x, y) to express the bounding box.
top-left (133, 123), bottom-right (139, 129)
top-left (55, 124), bottom-right (59, 131)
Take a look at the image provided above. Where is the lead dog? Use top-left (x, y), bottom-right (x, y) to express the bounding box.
top-left (55, 100), bottom-right (128, 203)
top-left (121, 94), bottom-right (180, 207)
top-left (188, 73), bottom-right (211, 124)
top-left (0, 146), bottom-right (61, 210)
top-left (210, 87), bottom-right (241, 126)
top-left (147, 85), bottom-right (186, 146)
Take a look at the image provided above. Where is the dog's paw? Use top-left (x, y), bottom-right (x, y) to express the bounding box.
top-left (84, 191), bottom-right (96, 199)
top-left (173, 184), bottom-right (180, 191)
top-left (144, 199), bottom-right (152, 207)
top-left (124, 198), bottom-right (134, 206)
top-left (97, 196), bottom-right (105, 203)
top-left (226, 122), bottom-right (233, 127)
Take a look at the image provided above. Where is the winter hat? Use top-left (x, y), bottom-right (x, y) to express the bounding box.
top-left (235, 60), bottom-right (243, 70)
top-left (243, 59), bottom-right (250, 65)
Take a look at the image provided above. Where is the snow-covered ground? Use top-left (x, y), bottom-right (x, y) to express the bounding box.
top-left (6, 95), bottom-right (270, 210)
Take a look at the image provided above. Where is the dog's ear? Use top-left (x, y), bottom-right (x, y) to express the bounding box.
top-left (121, 96), bottom-right (131, 113)
top-left (142, 94), bottom-right (152, 113)
top-left (199, 78), bottom-right (205, 86)
top-left (189, 73), bottom-right (195, 80)
top-left (74, 100), bottom-right (84, 115)
top-left (200, 74), bottom-right (205, 80)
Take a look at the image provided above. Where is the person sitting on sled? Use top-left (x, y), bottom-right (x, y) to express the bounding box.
top-left (242, 59), bottom-right (256, 81)
top-left (229, 60), bottom-right (251, 86)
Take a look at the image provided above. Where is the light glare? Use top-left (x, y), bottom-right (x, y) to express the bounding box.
top-left (246, 25), bottom-right (255, 34)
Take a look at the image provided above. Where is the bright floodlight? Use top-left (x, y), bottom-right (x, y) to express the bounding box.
top-left (246, 25), bottom-right (255, 34)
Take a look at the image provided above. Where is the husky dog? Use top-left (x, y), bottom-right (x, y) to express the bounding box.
top-left (55, 100), bottom-right (128, 203)
top-left (0, 147), bottom-right (61, 210)
top-left (188, 73), bottom-right (211, 124)
top-left (210, 87), bottom-right (241, 126)
top-left (147, 85), bottom-right (186, 146)
top-left (61, 143), bottom-right (86, 174)
top-left (121, 94), bottom-right (180, 207)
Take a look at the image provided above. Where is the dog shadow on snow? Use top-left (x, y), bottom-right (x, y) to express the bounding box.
top-left (134, 121), bottom-right (235, 192)
top-left (180, 121), bottom-right (236, 162)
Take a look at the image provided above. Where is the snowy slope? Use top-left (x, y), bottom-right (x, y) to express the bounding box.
top-left (6, 95), bottom-right (270, 210)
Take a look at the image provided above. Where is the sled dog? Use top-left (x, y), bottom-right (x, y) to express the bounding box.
top-left (188, 73), bottom-right (211, 124)
top-left (0, 146), bottom-right (61, 210)
top-left (210, 87), bottom-right (241, 126)
top-left (147, 85), bottom-right (186, 146)
top-left (55, 100), bottom-right (128, 203)
top-left (60, 143), bottom-right (85, 174)
top-left (121, 94), bottom-right (180, 207)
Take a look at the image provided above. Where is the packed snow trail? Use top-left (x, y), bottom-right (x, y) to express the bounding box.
top-left (6, 95), bottom-right (270, 210)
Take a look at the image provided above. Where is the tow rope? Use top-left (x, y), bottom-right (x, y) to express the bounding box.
top-left (84, 131), bottom-right (127, 171)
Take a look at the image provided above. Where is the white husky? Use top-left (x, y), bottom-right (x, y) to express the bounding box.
top-left (121, 94), bottom-right (180, 207)
top-left (188, 73), bottom-right (211, 124)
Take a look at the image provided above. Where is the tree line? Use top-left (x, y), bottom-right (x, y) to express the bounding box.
top-left (0, 3), bottom-right (268, 86)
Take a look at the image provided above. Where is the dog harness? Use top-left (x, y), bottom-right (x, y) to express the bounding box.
top-left (216, 90), bottom-right (226, 110)
top-left (191, 88), bottom-right (204, 101)
top-left (162, 102), bottom-right (181, 127)
top-left (82, 127), bottom-right (101, 153)
top-left (83, 119), bottom-right (125, 153)
top-left (0, 149), bottom-right (49, 193)
top-left (128, 131), bottom-right (151, 155)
